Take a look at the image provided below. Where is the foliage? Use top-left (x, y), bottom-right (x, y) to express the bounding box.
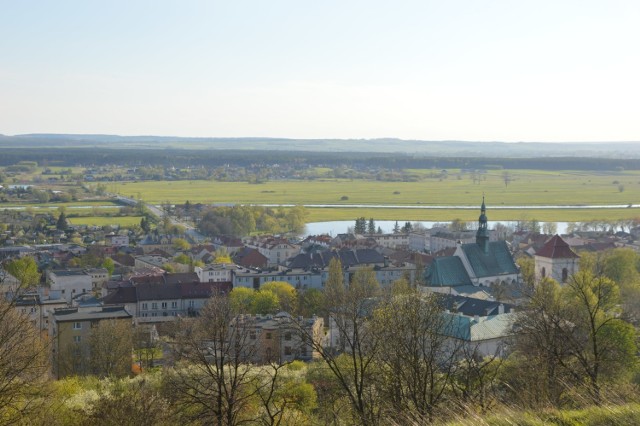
top-left (4, 256), bottom-right (40, 288)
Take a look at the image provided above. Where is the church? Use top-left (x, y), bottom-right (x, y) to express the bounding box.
top-left (425, 198), bottom-right (520, 295)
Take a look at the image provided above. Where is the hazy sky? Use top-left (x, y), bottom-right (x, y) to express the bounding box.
top-left (1, 1), bottom-right (639, 141)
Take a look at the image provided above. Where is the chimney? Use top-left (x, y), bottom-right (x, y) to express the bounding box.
top-left (474, 315), bottom-right (480, 323)
top-left (498, 304), bottom-right (505, 314)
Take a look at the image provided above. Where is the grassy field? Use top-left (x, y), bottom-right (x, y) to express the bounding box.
top-left (303, 207), bottom-right (640, 223)
top-left (109, 170), bottom-right (640, 222)
top-left (67, 216), bottom-right (143, 227)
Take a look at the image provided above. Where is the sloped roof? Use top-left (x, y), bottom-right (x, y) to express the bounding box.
top-left (535, 235), bottom-right (579, 259)
top-left (426, 257), bottom-right (472, 287)
top-left (101, 286), bottom-right (137, 304)
top-left (447, 312), bottom-right (516, 341)
top-left (461, 241), bottom-right (518, 278)
top-left (441, 294), bottom-right (514, 316)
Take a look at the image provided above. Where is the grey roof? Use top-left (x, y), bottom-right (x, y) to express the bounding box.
top-left (287, 248), bottom-right (384, 269)
top-left (425, 257), bottom-right (472, 287)
top-left (440, 294), bottom-right (514, 316)
top-left (461, 241), bottom-right (518, 278)
top-left (53, 306), bottom-right (132, 322)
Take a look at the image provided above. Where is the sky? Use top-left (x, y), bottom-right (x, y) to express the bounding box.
top-left (1, 1), bottom-right (639, 142)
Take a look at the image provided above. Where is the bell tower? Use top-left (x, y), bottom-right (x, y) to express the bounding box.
top-left (476, 196), bottom-right (489, 253)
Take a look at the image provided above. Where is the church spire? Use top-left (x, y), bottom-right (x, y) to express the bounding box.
top-left (476, 196), bottom-right (489, 253)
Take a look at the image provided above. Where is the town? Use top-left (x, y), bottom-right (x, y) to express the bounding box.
top-left (2, 191), bottom-right (640, 424)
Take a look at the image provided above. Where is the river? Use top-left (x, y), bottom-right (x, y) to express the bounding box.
top-left (305, 220), bottom-right (569, 236)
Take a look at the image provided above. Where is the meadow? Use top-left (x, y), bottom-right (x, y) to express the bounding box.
top-left (110, 169), bottom-right (640, 222)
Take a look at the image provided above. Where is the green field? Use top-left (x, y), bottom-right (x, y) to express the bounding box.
top-left (110, 170), bottom-right (640, 222)
top-left (68, 216), bottom-right (143, 227)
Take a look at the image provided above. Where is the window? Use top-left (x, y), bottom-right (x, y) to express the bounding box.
top-left (562, 268), bottom-right (569, 283)
top-left (266, 332), bottom-right (272, 340)
top-left (284, 332), bottom-right (292, 341)
top-left (161, 302), bottom-right (167, 309)
top-left (171, 301), bottom-right (178, 309)
top-left (73, 336), bottom-right (81, 343)
top-left (189, 300), bottom-right (195, 308)
top-left (284, 346), bottom-right (292, 356)
top-left (152, 302), bottom-right (158, 310)
top-left (73, 322), bottom-right (82, 330)
top-left (541, 267), bottom-right (546, 278)
top-left (142, 303), bottom-right (148, 310)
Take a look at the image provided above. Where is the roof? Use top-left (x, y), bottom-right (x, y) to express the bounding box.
top-left (426, 257), bottom-right (472, 287)
top-left (440, 294), bottom-right (515, 316)
top-left (101, 286), bottom-right (137, 304)
top-left (53, 306), bottom-right (132, 322)
top-left (535, 235), bottom-right (580, 259)
top-left (447, 312), bottom-right (516, 341)
top-left (461, 241), bottom-right (519, 278)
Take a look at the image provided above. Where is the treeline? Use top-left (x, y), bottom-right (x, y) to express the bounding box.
top-left (0, 146), bottom-right (639, 171)
top-left (197, 205), bottom-right (308, 237)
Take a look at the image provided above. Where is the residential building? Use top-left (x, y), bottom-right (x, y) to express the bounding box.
top-left (230, 312), bottom-right (323, 364)
top-left (50, 306), bottom-right (132, 378)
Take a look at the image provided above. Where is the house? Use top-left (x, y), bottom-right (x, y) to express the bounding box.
top-left (101, 280), bottom-right (232, 322)
top-left (195, 263), bottom-right (239, 283)
top-left (244, 236), bottom-right (301, 267)
top-left (233, 247), bottom-right (268, 269)
top-left (50, 305), bottom-right (133, 378)
top-left (47, 269), bottom-right (93, 303)
top-left (229, 312), bottom-right (323, 364)
top-left (368, 233), bottom-right (409, 249)
top-left (14, 292), bottom-right (68, 332)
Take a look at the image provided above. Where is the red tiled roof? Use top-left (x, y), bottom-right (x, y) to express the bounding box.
top-left (535, 235), bottom-right (579, 259)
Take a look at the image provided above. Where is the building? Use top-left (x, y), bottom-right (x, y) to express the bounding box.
top-left (425, 198), bottom-right (520, 291)
top-left (51, 305), bottom-right (132, 378)
top-left (534, 234), bottom-right (580, 283)
top-left (47, 269), bottom-right (93, 303)
top-left (230, 312), bottom-right (323, 364)
top-left (195, 263), bottom-right (239, 283)
top-left (14, 292), bottom-right (67, 332)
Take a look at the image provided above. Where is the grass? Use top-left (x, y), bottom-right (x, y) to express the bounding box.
top-left (443, 403), bottom-right (640, 426)
top-left (110, 170), bottom-right (640, 206)
top-left (304, 207), bottom-right (640, 223)
top-left (109, 170), bottom-right (640, 222)
top-left (68, 216), bottom-right (143, 227)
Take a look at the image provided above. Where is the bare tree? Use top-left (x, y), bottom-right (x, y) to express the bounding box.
top-left (301, 261), bottom-right (383, 425)
top-left (0, 260), bottom-right (49, 424)
top-left (166, 294), bottom-right (261, 425)
top-left (374, 291), bottom-right (461, 422)
top-left (89, 318), bottom-right (134, 377)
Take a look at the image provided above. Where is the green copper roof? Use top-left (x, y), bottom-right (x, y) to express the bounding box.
top-left (461, 241), bottom-right (518, 278)
top-left (425, 256), bottom-right (472, 287)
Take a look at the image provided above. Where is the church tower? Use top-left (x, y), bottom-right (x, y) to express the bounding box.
top-left (476, 196), bottom-right (490, 253)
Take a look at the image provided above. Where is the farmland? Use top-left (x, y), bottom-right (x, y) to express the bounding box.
top-left (109, 169), bottom-right (640, 222)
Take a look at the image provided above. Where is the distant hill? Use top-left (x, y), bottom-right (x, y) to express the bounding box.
top-left (1, 133), bottom-right (639, 158)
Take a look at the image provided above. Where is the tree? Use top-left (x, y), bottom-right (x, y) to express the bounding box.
top-left (542, 222), bottom-right (558, 235)
top-left (166, 294), bottom-right (260, 425)
top-left (401, 222), bottom-right (413, 233)
top-left (172, 238), bottom-right (191, 251)
top-left (214, 248), bottom-right (233, 264)
top-left (562, 271), bottom-right (636, 403)
top-left (354, 217), bottom-right (367, 234)
top-left (502, 171), bottom-right (512, 188)
top-left (140, 217), bottom-right (151, 233)
top-left (102, 257), bottom-right (115, 277)
top-left (57, 211), bottom-right (68, 231)
top-left (0, 299), bottom-right (49, 424)
top-left (251, 290), bottom-right (281, 315)
top-left (229, 287), bottom-right (255, 313)
top-left (374, 291), bottom-right (460, 422)
top-left (89, 319), bottom-right (134, 378)
top-left (4, 256), bottom-right (40, 289)
top-left (299, 265), bottom-right (382, 425)
top-left (393, 221), bottom-right (400, 234)
top-left (367, 218), bottom-right (376, 235)
top-left (261, 282), bottom-right (297, 314)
